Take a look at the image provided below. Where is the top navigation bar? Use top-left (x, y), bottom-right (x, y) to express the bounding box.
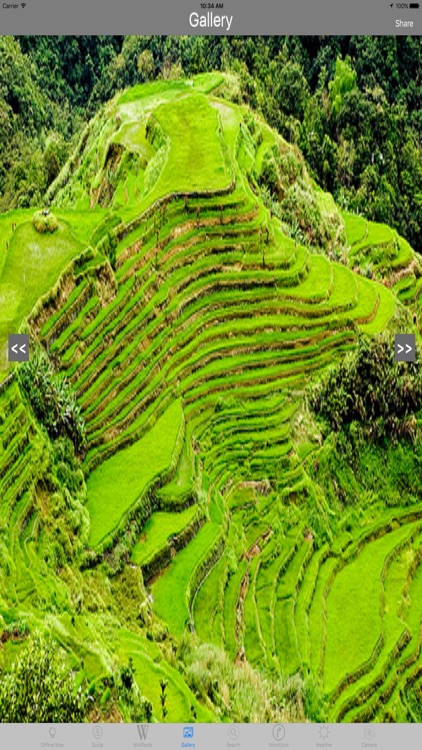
top-left (1, 0), bottom-right (421, 35)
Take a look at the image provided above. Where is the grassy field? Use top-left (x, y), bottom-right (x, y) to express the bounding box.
top-left (152, 492), bottom-right (224, 637)
top-left (150, 93), bottom-right (232, 196)
top-left (324, 523), bottom-right (416, 694)
top-left (131, 505), bottom-right (198, 566)
top-left (0, 217), bottom-right (85, 369)
top-left (86, 400), bottom-right (183, 547)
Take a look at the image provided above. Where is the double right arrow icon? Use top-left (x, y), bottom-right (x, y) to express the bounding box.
top-left (395, 334), bottom-right (416, 362)
top-left (397, 343), bottom-right (413, 355)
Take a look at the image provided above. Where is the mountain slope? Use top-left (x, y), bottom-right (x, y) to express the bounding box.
top-left (0, 74), bottom-right (420, 723)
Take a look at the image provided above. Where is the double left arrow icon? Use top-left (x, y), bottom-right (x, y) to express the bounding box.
top-left (11, 343), bottom-right (27, 355)
top-left (8, 334), bottom-right (30, 362)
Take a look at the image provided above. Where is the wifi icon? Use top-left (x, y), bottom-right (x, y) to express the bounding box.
top-left (21, 2), bottom-right (26, 6)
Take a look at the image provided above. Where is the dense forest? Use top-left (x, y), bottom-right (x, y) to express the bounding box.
top-left (0, 36), bottom-right (421, 251)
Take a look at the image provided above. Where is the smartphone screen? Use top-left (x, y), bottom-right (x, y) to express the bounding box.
top-left (0, 3), bottom-right (421, 748)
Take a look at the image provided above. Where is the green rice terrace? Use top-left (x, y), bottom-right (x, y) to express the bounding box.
top-left (0, 73), bottom-right (421, 723)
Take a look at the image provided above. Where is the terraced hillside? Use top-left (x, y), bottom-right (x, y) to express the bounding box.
top-left (342, 212), bottom-right (422, 313)
top-left (0, 74), bottom-right (421, 723)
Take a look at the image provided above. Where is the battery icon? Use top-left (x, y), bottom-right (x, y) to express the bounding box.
top-left (409, 2), bottom-right (420, 7)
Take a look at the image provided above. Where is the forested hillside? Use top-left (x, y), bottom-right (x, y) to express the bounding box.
top-left (0, 37), bottom-right (421, 251)
top-left (0, 44), bottom-right (421, 725)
